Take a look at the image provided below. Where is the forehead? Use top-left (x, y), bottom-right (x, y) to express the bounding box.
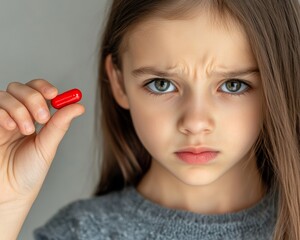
top-left (122, 11), bottom-right (256, 70)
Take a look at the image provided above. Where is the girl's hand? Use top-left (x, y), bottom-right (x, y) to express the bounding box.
top-left (0, 79), bottom-right (85, 205)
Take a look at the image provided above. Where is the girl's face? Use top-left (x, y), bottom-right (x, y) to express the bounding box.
top-left (108, 11), bottom-right (263, 188)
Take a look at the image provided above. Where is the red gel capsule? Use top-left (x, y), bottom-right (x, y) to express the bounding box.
top-left (51, 88), bottom-right (82, 109)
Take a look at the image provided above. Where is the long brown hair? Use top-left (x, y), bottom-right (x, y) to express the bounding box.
top-left (93, 0), bottom-right (300, 239)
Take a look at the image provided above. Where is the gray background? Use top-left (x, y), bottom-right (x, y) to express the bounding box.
top-left (0, 1), bottom-right (109, 239)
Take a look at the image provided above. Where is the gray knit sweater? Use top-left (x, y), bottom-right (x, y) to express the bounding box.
top-left (34, 186), bottom-right (278, 240)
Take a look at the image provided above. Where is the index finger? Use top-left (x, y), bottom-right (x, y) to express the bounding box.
top-left (25, 79), bottom-right (58, 100)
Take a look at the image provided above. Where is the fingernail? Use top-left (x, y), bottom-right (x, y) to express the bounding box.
top-left (38, 108), bottom-right (49, 120)
top-left (7, 119), bottom-right (16, 129)
top-left (24, 122), bottom-right (34, 133)
top-left (44, 87), bottom-right (56, 95)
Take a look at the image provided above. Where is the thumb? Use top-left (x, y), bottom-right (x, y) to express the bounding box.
top-left (36, 103), bottom-right (85, 164)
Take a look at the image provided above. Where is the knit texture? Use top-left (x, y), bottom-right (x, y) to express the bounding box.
top-left (34, 186), bottom-right (278, 240)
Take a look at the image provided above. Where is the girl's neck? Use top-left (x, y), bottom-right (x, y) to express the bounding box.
top-left (137, 157), bottom-right (267, 215)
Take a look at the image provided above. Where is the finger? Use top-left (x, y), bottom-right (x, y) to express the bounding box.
top-left (6, 82), bottom-right (52, 125)
top-left (25, 79), bottom-right (58, 100)
top-left (36, 103), bottom-right (85, 164)
top-left (0, 108), bottom-right (17, 130)
top-left (0, 91), bottom-right (35, 135)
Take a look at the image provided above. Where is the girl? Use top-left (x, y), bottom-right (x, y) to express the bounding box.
top-left (0, 0), bottom-right (299, 239)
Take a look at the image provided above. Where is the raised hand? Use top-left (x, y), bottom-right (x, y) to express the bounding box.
top-left (0, 79), bottom-right (85, 239)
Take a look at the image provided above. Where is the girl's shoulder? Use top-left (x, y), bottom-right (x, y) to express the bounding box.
top-left (33, 187), bottom-right (137, 240)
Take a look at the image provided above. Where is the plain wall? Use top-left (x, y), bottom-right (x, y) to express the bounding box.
top-left (0, 1), bottom-right (109, 239)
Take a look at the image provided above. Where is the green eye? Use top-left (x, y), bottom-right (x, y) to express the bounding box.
top-left (221, 80), bottom-right (250, 95)
top-left (154, 79), bottom-right (170, 91)
top-left (146, 78), bottom-right (176, 94)
top-left (227, 81), bottom-right (241, 92)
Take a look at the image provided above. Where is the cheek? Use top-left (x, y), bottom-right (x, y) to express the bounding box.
top-left (129, 98), bottom-right (176, 154)
top-left (220, 96), bottom-right (263, 151)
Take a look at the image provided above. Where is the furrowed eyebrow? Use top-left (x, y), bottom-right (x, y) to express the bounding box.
top-left (131, 66), bottom-right (260, 79)
top-left (132, 67), bottom-right (177, 78)
top-left (211, 67), bottom-right (260, 78)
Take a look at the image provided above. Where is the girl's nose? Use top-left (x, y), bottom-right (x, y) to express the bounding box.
top-left (178, 94), bottom-right (214, 136)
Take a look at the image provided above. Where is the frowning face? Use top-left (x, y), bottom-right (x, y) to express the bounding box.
top-left (110, 10), bottom-right (263, 190)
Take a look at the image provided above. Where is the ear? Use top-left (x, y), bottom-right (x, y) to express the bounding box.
top-left (105, 54), bottom-right (129, 109)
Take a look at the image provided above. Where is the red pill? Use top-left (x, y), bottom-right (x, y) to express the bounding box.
top-left (51, 88), bottom-right (82, 109)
